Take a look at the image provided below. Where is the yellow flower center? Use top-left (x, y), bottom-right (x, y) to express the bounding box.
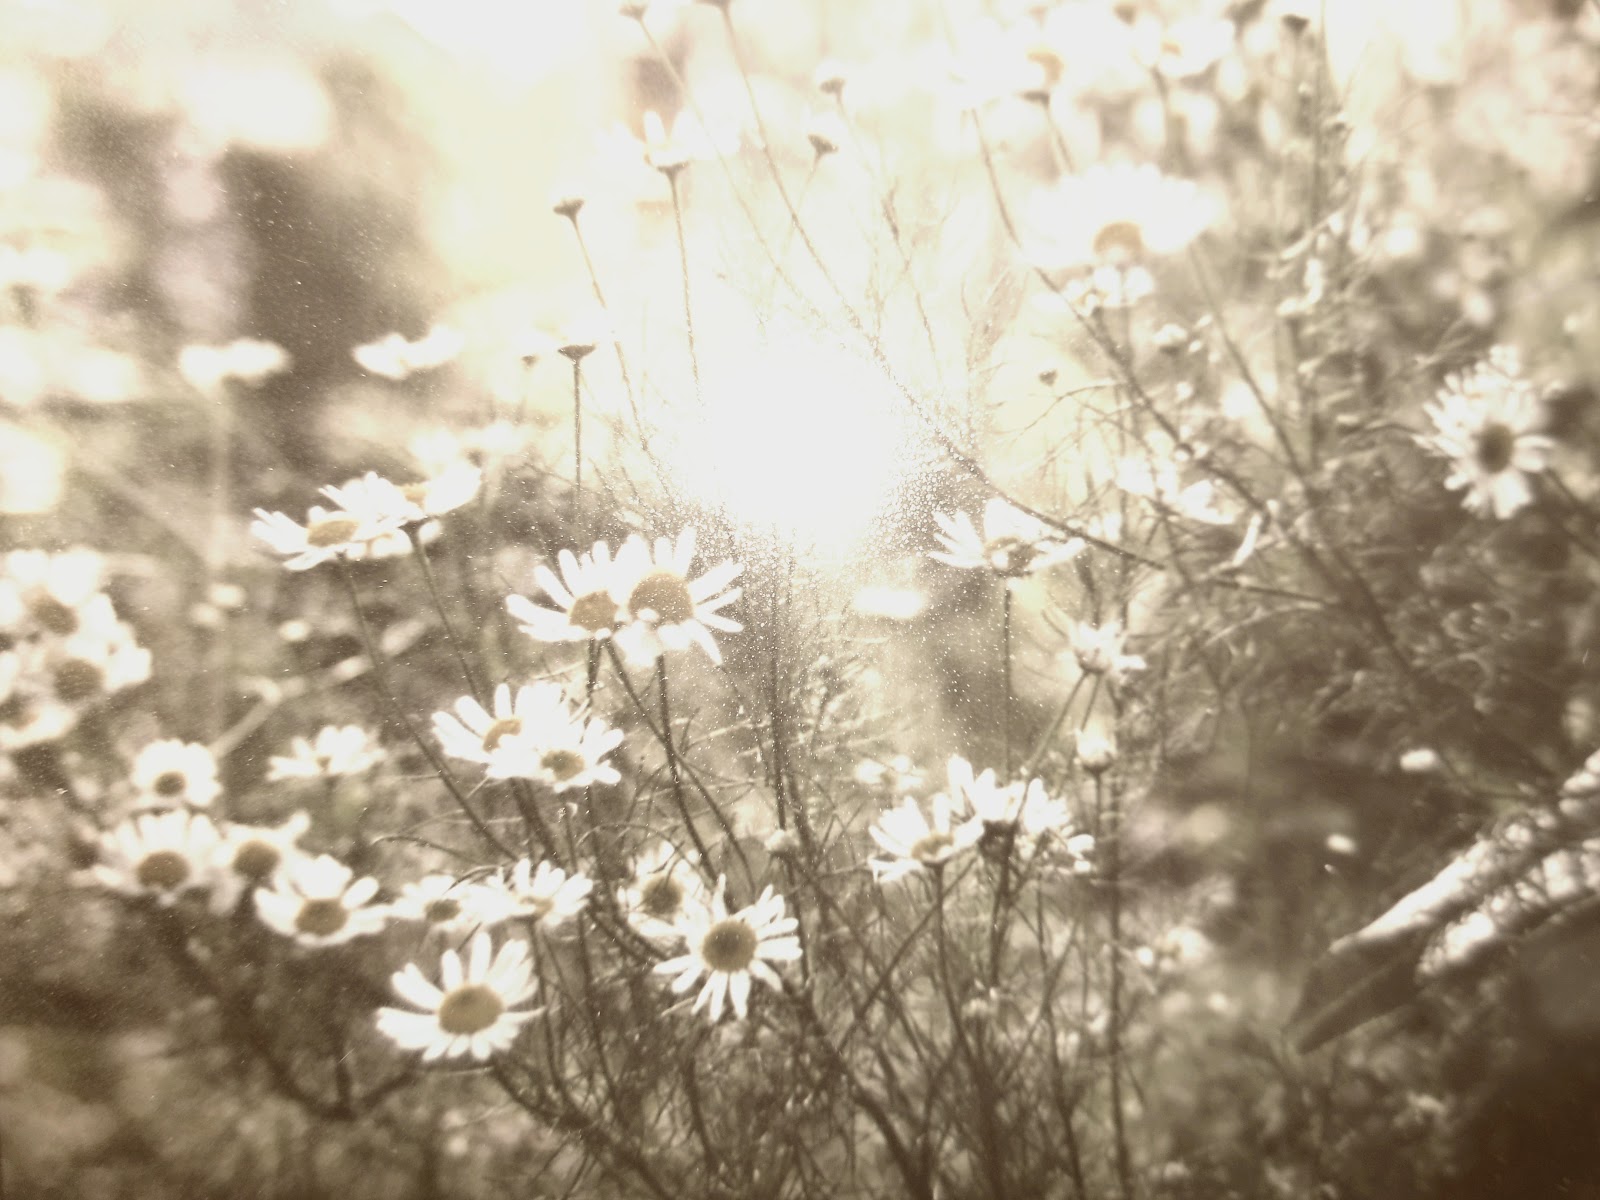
top-left (540, 748), bottom-right (586, 781)
top-left (639, 872), bottom-right (684, 919)
top-left (30, 596), bottom-right (79, 636)
top-left (401, 482), bottom-right (430, 504)
top-left (1092, 219), bottom-right (1146, 266)
top-left (233, 839), bottom-right (280, 881)
top-left (701, 917), bottom-right (759, 972)
top-left (307, 515), bottom-right (362, 548)
top-left (152, 770), bottom-right (187, 798)
top-left (437, 983), bottom-right (505, 1035)
top-left (627, 570), bottom-right (696, 626)
top-left (54, 659), bottom-right (103, 702)
top-left (1475, 423), bottom-right (1516, 474)
top-left (985, 536), bottom-right (1037, 577)
top-left (296, 898), bottom-right (350, 938)
top-left (568, 589), bottom-right (620, 634)
top-left (1025, 44), bottom-right (1065, 91)
top-left (909, 830), bottom-right (955, 862)
top-left (136, 849), bottom-right (191, 892)
top-left (481, 717), bottom-right (523, 752)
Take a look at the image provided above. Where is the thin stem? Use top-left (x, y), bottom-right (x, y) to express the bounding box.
top-left (335, 559), bottom-right (513, 858)
top-left (1001, 583), bottom-right (1014, 778)
top-left (655, 655), bottom-right (715, 873)
top-left (571, 355), bottom-right (584, 530)
top-left (666, 170), bottom-right (700, 396)
top-left (1099, 771), bottom-right (1135, 1200)
top-left (406, 527), bottom-right (484, 703)
top-left (204, 381), bottom-right (233, 740)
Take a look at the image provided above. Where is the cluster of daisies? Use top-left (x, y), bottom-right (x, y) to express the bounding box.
top-left (869, 756), bottom-right (1094, 883)
top-left (0, 549), bottom-right (151, 754)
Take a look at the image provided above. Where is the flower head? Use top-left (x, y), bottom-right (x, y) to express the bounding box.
top-left (619, 841), bottom-right (709, 942)
top-left (869, 792), bottom-right (981, 883)
top-left (1026, 164), bottom-right (1211, 273)
top-left (353, 326), bottom-right (464, 381)
top-left (253, 853), bottom-right (388, 948)
top-left (89, 809), bottom-right (222, 904)
top-left (251, 504), bottom-right (402, 572)
top-left (610, 529), bottom-right (742, 666)
top-left (0, 548), bottom-right (105, 637)
top-left (1421, 347), bottom-right (1553, 520)
top-left (483, 859), bottom-right (593, 930)
top-left (507, 542), bottom-right (624, 644)
top-left (130, 739), bottom-right (222, 809)
top-left (267, 725), bottom-right (385, 782)
top-left (947, 756), bottom-right (1071, 844)
top-left (930, 498), bottom-right (1083, 578)
top-left (389, 872), bottom-right (508, 935)
top-left (433, 682), bottom-right (620, 787)
top-left (376, 932), bottom-right (539, 1062)
top-left (210, 811), bottom-right (312, 913)
top-left (1065, 620), bottom-right (1146, 685)
top-left (319, 467), bottom-right (481, 529)
top-left (653, 879), bottom-right (801, 1022)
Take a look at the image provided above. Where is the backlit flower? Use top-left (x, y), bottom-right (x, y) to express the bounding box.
top-left (1026, 164), bottom-right (1211, 272)
top-left (376, 931), bottom-right (539, 1062)
top-left (251, 504), bottom-right (401, 572)
top-left (1065, 620), bottom-right (1146, 685)
top-left (389, 872), bottom-right (508, 935)
top-left (483, 859), bottom-right (593, 930)
top-left (619, 841), bottom-right (709, 941)
top-left (611, 529), bottom-right (742, 666)
top-left (210, 812), bottom-right (312, 913)
top-left (353, 326), bottom-right (464, 381)
top-left (432, 682), bottom-right (567, 776)
top-left (654, 879), bottom-right (801, 1022)
top-left (948, 755), bottom-right (1071, 843)
top-left (869, 792), bottom-right (980, 883)
top-left (1421, 347), bottom-right (1553, 520)
top-left (930, 497), bottom-right (1083, 578)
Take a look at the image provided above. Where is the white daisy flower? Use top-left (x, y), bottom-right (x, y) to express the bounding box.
top-left (869, 792), bottom-right (981, 883)
top-left (89, 809), bottom-right (222, 905)
top-left (178, 338), bottom-right (290, 393)
top-left (0, 651), bottom-right (77, 749)
top-left (947, 756), bottom-right (1072, 843)
top-left (130, 738), bottom-right (222, 809)
top-left (1065, 621), bottom-right (1146, 685)
top-left (930, 497), bottom-right (1083, 578)
top-left (411, 421), bottom-right (536, 481)
top-left (610, 528), bottom-right (743, 667)
top-left (376, 931), bottom-right (539, 1062)
top-left (482, 859), bottom-right (593, 931)
top-left (1075, 726), bottom-right (1118, 776)
top-left (319, 466), bottom-right (481, 529)
top-left (0, 547), bottom-right (105, 637)
top-left (33, 599), bottom-right (152, 704)
top-left (267, 725), bottom-right (385, 782)
top-left (210, 811), bottom-right (313, 913)
top-left (1116, 456), bottom-right (1233, 525)
top-left (251, 504), bottom-right (402, 572)
top-left (618, 842), bottom-right (709, 942)
top-left (506, 542), bottom-right (623, 645)
top-left (433, 682), bottom-right (600, 782)
top-left (484, 700), bottom-right (624, 793)
top-left (353, 325), bottom-right (464, 381)
top-left (653, 879), bottom-right (801, 1022)
top-left (389, 872), bottom-right (508, 935)
top-left (639, 108), bottom-right (739, 177)
top-left (253, 853), bottom-right (389, 948)
top-left (1025, 164), bottom-right (1212, 272)
top-left (1421, 347), bottom-right (1553, 520)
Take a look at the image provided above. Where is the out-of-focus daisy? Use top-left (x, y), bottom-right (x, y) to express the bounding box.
top-left (1064, 620), bottom-right (1146, 685)
top-left (653, 879), bottom-right (801, 1022)
top-left (89, 809), bottom-right (221, 905)
top-left (251, 504), bottom-right (402, 572)
top-left (507, 542), bottom-right (623, 645)
top-left (412, 422), bottom-right (537, 480)
top-left (0, 548), bottom-right (105, 637)
top-left (353, 325), bottom-right (464, 381)
top-left (1025, 164), bottom-right (1212, 272)
top-left (434, 682), bottom-right (559, 774)
top-left (177, 338), bottom-right (290, 393)
top-left (319, 466), bottom-right (482, 529)
top-left (854, 754), bottom-right (926, 794)
top-left (1421, 347), bottom-right (1553, 520)
top-left (610, 529), bottom-right (742, 666)
top-left (482, 859), bottom-right (593, 931)
top-left (0, 651), bottom-right (77, 749)
top-left (130, 739), bottom-right (222, 808)
top-left (486, 700), bottom-right (624, 793)
top-left (869, 792), bottom-right (981, 883)
top-left (389, 872), bottom-right (507, 935)
top-left (1130, 14), bottom-right (1236, 79)
top-left (929, 497), bottom-right (1083, 578)
top-left (254, 853), bottom-right (388, 948)
top-left (376, 931), bottom-right (539, 1063)
top-left (1076, 726), bottom-right (1118, 775)
top-left (34, 603), bottom-right (152, 704)
top-left (619, 841), bottom-right (708, 941)
top-left (638, 108), bottom-right (739, 177)
top-left (210, 812), bottom-right (312, 913)
top-left (267, 725), bottom-right (385, 782)
top-left (947, 756), bottom-right (1071, 844)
